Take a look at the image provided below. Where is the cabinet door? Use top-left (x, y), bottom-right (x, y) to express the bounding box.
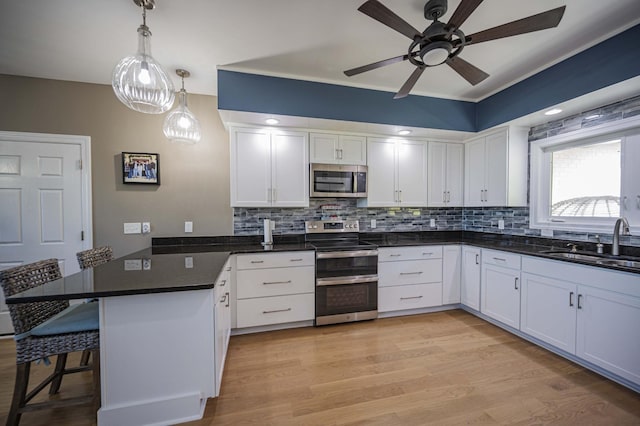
top-left (622, 133), bottom-right (640, 225)
top-left (427, 142), bottom-right (447, 207)
top-left (310, 133), bottom-right (338, 163)
top-left (442, 245), bottom-right (461, 304)
top-left (520, 273), bottom-right (577, 354)
top-left (366, 138), bottom-right (397, 206)
top-left (481, 263), bottom-right (521, 329)
top-left (464, 138), bottom-right (485, 206)
top-left (446, 143), bottom-right (464, 207)
top-left (230, 128), bottom-right (271, 207)
top-left (397, 140), bottom-right (427, 206)
top-left (576, 286), bottom-right (640, 385)
top-left (484, 130), bottom-right (508, 206)
top-left (339, 135), bottom-right (367, 165)
top-left (271, 131), bottom-right (309, 207)
top-left (461, 246), bottom-right (481, 310)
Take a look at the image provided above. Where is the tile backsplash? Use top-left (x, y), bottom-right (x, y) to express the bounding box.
top-left (233, 95), bottom-right (640, 247)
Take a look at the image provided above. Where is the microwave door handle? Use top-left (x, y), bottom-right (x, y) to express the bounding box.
top-left (353, 173), bottom-right (357, 193)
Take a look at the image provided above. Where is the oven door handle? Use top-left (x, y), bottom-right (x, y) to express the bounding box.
top-left (316, 275), bottom-right (378, 286)
top-left (316, 250), bottom-right (378, 259)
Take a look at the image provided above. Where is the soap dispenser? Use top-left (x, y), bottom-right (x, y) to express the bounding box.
top-left (595, 235), bottom-right (604, 254)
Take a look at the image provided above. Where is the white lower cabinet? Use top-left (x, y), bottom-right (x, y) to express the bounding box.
top-left (235, 251), bottom-right (315, 329)
top-left (378, 246), bottom-right (443, 313)
top-left (442, 245), bottom-right (461, 304)
top-left (214, 259), bottom-right (232, 396)
top-left (461, 246), bottom-right (481, 310)
top-left (481, 250), bottom-right (521, 329)
top-left (521, 255), bottom-right (640, 387)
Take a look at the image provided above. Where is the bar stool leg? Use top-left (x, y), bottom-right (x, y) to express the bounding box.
top-left (8, 362), bottom-right (30, 426)
top-left (49, 353), bottom-right (68, 394)
top-left (80, 349), bottom-right (91, 366)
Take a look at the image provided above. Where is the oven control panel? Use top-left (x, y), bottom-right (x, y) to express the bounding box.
top-left (305, 220), bottom-right (359, 233)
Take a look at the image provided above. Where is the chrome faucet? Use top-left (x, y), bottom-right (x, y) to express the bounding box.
top-left (612, 217), bottom-right (631, 256)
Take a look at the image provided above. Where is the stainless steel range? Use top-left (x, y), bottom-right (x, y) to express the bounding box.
top-left (306, 220), bottom-right (378, 326)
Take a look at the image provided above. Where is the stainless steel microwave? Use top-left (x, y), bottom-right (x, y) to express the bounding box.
top-left (310, 163), bottom-right (367, 198)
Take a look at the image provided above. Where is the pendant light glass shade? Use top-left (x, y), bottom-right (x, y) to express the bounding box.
top-left (112, 2), bottom-right (175, 114)
top-left (163, 70), bottom-right (201, 144)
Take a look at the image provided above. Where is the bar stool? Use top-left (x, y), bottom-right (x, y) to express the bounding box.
top-left (0, 259), bottom-right (100, 426)
top-left (76, 246), bottom-right (113, 366)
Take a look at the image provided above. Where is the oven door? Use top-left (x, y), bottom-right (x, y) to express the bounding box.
top-left (315, 250), bottom-right (378, 279)
top-left (315, 277), bottom-right (378, 325)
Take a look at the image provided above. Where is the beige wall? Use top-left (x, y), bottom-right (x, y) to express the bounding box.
top-left (0, 74), bottom-right (232, 257)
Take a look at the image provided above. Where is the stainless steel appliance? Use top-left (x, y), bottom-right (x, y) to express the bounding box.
top-left (310, 164), bottom-right (367, 198)
top-left (306, 220), bottom-right (378, 326)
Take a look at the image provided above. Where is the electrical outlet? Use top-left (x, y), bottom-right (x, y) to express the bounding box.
top-left (142, 222), bottom-right (151, 234)
top-left (498, 219), bottom-right (505, 230)
top-left (184, 256), bottom-right (193, 269)
top-left (124, 222), bottom-right (141, 234)
top-left (185, 221), bottom-right (193, 233)
top-left (371, 219), bottom-right (376, 229)
top-left (430, 218), bottom-right (436, 228)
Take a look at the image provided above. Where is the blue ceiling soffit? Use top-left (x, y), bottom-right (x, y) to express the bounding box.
top-left (218, 24), bottom-right (640, 133)
top-left (476, 23), bottom-right (640, 131)
top-left (217, 70), bottom-right (476, 132)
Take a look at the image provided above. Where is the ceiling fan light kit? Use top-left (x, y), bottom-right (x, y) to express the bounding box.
top-left (345, 0), bottom-right (566, 99)
top-left (112, 0), bottom-right (175, 114)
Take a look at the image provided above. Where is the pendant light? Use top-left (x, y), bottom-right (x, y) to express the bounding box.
top-left (112, 0), bottom-right (175, 114)
top-left (163, 69), bottom-right (202, 144)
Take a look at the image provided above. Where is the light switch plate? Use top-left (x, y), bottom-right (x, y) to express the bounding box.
top-left (124, 259), bottom-right (142, 270)
top-left (185, 256), bottom-right (193, 268)
top-left (498, 219), bottom-right (505, 230)
top-left (430, 219), bottom-right (436, 228)
top-left (370, 219), bottom-right (376, 229)
top-left (124, 222), bottom-right (141, 234)
top-left (185, 221), bottom-right (193, 233)
top-left (142, 222), bottom-right (151, 234)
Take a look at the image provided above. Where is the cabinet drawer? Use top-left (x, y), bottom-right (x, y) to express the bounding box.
top-left (236, 293), bottom-right (315, 328)
top-left (236, 251), bottom-right (315, 270)
top-left (237, 266), bottom-right (314, 299)
top-left (482, 249), bottom-right (521, 270)
top-left (379, 246), bottom-right (443, 262)
top-left (379, 283), bottom-right (443, 312)
top-left (379, 259), bottom-right (442, 287)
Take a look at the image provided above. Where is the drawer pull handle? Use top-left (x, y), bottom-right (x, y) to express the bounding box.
top-left (225, 266), bottom-right (232, 271)
top-left (389, 254), bottom-right (402, 257)
top-left (475, 254), bottom-right (479, 265)
top-left (400, 296), bottom-right (423, 300)
top-left (289, 258), bottom-right (303, 262)
top-left (263, 308), bottom-right (292, 314)
top-left (493, 257), bottom-right (507, 262)
top-left (219, 279), bottom-right (226, 287)
top-left (220, 294), bottom-right (227, 303)
top-left (263, 280), bottom-right (292, 285)
top-left (225, 292), bottom-right (230, 307)
top-left (422, 252), bottom-right (433, 256)
top-left (514, 277), bottom-right (519, 290)
top-left (569, 291), bottom-right (574, 307)
top-left (400, 272), bottom-right (423, 275)
top-left (250, 260), bottom-right (264, 264)
top-left (577, 294), bottom-right (583, 309)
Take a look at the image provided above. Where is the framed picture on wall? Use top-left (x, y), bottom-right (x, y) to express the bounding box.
top-left (122, 152), bottom-right (160, 185)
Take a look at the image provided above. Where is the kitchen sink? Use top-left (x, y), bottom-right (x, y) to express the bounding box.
top-left (540, 250), bottom-right (640, 269)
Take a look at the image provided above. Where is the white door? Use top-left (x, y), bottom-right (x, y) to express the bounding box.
top-left (339, 135), bottom-right (367, 165)
top-left (461, 246), bottom-right (481, 310)
top-left (0, 131), bottom-right (91, 334)
top-left (464, 138), bottom-right (485, 206)
top-left (622, 133), bottom-right (640, 225)
top-left (520, 273), bottom-right (577, 354)
top-left (484, 131), bottom-right (508, 206)
top-left (309, 133), bottom-right (338, 164)
top-left (271, 131), bottom-right (308, 207)
top-left (446, 143), bottom-right (464, 207)
top-left (427, 142), bottom-right (447, 206)
top-left (366, 138), bottom-right (397, 206)
top-left (397, 140), bottom-right (427, 206)
top-left (442, 245), bottom-right (461, 304)
top-left (481, 264), bottom-right (521, 329)
top-left (230, 128), bottom-right (271, 207)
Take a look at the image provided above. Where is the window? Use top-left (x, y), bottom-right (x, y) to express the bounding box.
top-left (530, 117), bottom-right (640, 233)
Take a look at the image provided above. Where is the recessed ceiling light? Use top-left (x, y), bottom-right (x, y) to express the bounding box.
top-left (265, 118), bottom-right (279, 125)
top-left (544, 108), bottom-right (563, 116)
top-left (398, 130), bottom-right (411, 136)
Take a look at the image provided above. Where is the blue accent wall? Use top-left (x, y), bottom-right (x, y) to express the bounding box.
top-left (218, 24), bottom-right (640, 132)
top-left (476, 24), bottom-right (640, 130)
top-left (217, 71), bottom-right (476, 132)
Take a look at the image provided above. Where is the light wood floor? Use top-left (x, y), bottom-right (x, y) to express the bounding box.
top-left (1, 310), bottom-right (639, 425)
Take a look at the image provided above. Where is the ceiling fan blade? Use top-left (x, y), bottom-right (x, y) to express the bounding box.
top-left (446, 0), bottom-right (484, 30)
top-left (394, 67), bottom-right (425, 99)
top-left (446, 56), bottom-right (489, 85)
top-left (344, 53), bottom-right (417, 77)
top-left (466, 6), bottom-right (566, 46)
top-left (358, 0), bottom-right (422, 40)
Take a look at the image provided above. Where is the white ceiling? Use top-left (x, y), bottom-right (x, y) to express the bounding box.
top-left (1, 0), bottom-right (640, 102)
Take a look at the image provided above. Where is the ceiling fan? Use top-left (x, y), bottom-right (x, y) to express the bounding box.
top-left (344, 0), bottom-right (566, 99)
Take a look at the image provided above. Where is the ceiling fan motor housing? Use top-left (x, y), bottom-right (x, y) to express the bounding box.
top-left (424, 0), bottom-right (447, 21)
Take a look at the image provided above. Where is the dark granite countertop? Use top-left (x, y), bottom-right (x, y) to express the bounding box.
top-left (7, 231), bottom-right (638, 304)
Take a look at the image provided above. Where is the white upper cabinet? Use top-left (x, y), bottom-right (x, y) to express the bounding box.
top-left (363, 137), bottom-right (428, 207)
top-left (230, 127), bottom-right (309, 207)
top-left (428, 142), bottom-right (463, 207)
top-left (622, 132), bottom-right (640, 225)
top-left (464, 127), bottom-right (528, 207)
top-left (309, 133), bottom-right (367, 165)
